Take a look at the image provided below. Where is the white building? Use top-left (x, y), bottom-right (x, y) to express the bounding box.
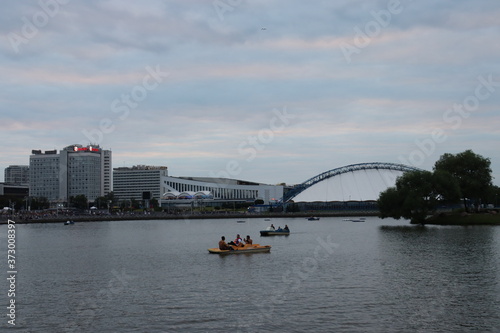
top-left (112, 165), bottom-right (283, 206)
top-left (161, 175), bottom-right (283, 205)
top-left (113, 165), bottom-right (168, 202)
top-left (29, 144), bottom-right (112, 202)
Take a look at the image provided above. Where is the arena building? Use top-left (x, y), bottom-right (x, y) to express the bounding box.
top-left (160, 176), bottom-right (283, 209)
top-left (113, 165), bottom-right (283, 209)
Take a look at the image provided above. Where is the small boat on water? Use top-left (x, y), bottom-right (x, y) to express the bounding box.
top-left (236, 220), bottom-right (246, 223)
top-left (208, 244), bottom-right (271, 255)
top-left (260, 229), bottom-right (290, 236)
top-left (64, 220), bottom-right (75, 225)
top-left (343, 217), bottom-right (366, 222)
top-left (307, 217), bottom-right (320, 221)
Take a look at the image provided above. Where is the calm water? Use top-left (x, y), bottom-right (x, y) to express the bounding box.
top-left (1, 216), bottom-right (500, 332)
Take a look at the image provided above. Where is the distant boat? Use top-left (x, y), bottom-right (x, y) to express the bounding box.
top-left (343, 217), bottom-right (366, 222)
top-left (64, 220), bottom-right (75, 225)
top-left (307, 217), bottom-right (320, 221)
top-left (236, 220), bottom-right (246, 223)
top-left (260, 229), bottom-right (290, 236)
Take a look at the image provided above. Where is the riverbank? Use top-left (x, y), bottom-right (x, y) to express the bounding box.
top-left (0, 210), bottom-right (379, 224)
top-left (416, 212), bottom-right (500, 225)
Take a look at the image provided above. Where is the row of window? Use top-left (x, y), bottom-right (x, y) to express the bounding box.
top-left (163, 181), bottom-right (259, 200)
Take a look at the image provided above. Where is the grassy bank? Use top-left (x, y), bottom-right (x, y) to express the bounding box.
top-left (419, 212), bottom-right (500, 225)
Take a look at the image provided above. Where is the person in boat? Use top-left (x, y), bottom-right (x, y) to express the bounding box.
top-left (277, 226), bottom-right (283, 231)
top-left (219, 236), bottom-right (232, 250)
top-left (229, 234), bottom-right (244, 247)
top-left (266, 224), bottom-right (275, 231)
top-left (244, 235), bottom-right (253, 245)
top-left (284, 225), bottom-right (289, 232)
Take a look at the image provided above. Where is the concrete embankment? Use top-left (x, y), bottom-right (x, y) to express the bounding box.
top-left (0, 211), bottom-right (379, 224)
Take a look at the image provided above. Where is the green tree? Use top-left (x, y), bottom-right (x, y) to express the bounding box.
top-left (104, 191), bottom-right (115, 206)
top-left (30, 197), bottom-right (50, 210)
top-left (150, 197), bottom-right (159, 209)
top-left (485, 185), bottom-right (500, 207)
top-left (378, 170), bottom-right (460, 223)
top-left (434, 150), bottom-right (492, 212)
top-left (130, 198), bottom-right (140, 210)
top-left (94, 196), bottom-right (106, 209)
top-left (71, 195), bottom-right (88, 210)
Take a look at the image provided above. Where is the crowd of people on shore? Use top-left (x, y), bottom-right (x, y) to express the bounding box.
top-left (0, 208), bottom-right (255, 223)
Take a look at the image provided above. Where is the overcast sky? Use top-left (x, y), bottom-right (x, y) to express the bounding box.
top-left (1, 0), bottom-right (499, 186)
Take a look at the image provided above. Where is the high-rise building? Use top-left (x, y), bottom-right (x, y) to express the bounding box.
top-left (29, 144), bottom-right (112, 203)
top-left (4, 165), bottom-right (29, 185)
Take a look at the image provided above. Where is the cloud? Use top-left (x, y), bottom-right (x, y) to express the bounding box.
top-left (1, 0), bottom-right (499, 186)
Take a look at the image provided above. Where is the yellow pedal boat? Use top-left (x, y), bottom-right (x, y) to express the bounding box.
top-left (208, 244), bottom-right (271, 255)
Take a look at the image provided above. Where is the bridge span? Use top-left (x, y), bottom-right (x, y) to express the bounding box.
top-left (282, 162), bottom-right (420, 203)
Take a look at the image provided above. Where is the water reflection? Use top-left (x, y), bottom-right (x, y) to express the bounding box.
top-left (378, 225), bottom-right (500, 331)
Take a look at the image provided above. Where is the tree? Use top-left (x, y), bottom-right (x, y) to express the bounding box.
top-left (130, 198), bottom-right (140, 210)
top-left (104, 191), bottom-right (115, 206)
top-left (94, 196), bottom-right (106, 209)
top-left (485, 185), bottom-right (500, 208)
top-left (31, 197), bottom-right (50, 210)
top-left (434, 150), bottom-right (492, 212)
top-left (71, 195), bottom-right (88, 210)
top-left (150, 198), bottom-right (159, 209)
top-left (378, 170), bottom-right (460, 224)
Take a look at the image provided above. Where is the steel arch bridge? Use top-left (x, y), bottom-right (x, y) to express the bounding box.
top-left (280, 162), bottom-right (420, 203)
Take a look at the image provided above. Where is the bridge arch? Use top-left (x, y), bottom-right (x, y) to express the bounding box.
top-left (282, 162), bottom-right (420, 203)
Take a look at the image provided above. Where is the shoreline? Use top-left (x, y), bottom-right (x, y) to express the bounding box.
top-left (0, 211), bottom-right (379, 224)
top-left (415, 212), bottom-right (500, 226)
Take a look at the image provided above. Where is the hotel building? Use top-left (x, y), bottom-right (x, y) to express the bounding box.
top-left (29, 144), bottom-right (112, 203)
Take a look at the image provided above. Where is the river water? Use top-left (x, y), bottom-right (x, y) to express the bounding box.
top-left (1, 216), bottom-right (500, 332)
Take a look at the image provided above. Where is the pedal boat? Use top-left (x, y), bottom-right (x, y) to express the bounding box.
top-left (260, 229), bottom-right (290, 236)
top-left (208, 244), bottom-right (271, 254)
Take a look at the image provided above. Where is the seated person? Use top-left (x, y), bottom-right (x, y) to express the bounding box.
top-left (284, 225), bottom-right (290, 232)
top-left (229, 234), bottom-right (244, 247)
top-left (266, 224), bottom-right (276, 231)
top-left (277, 226), bottom-right (283, 231)
top-left (244, 235), bottom-right (253, 245)
top-left (218, 236), bottom-right (232, 250)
